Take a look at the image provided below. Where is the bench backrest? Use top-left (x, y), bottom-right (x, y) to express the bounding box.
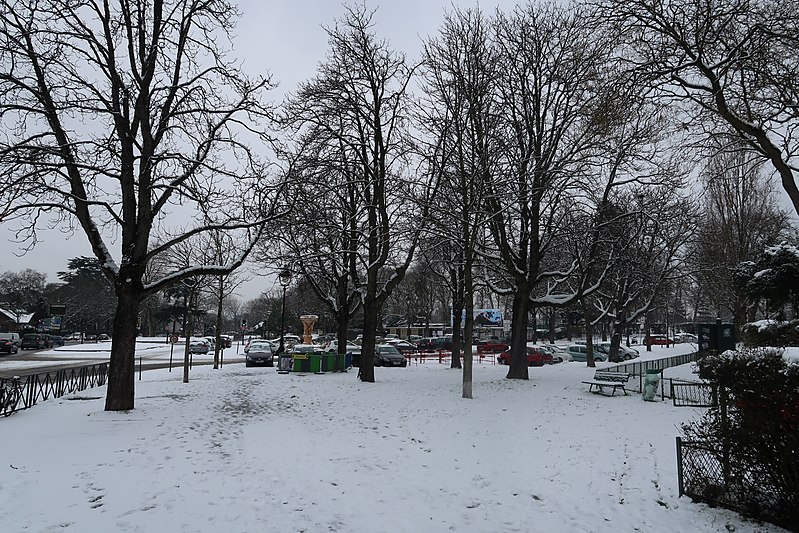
top-left (594, 371), bottom-right (630, 383)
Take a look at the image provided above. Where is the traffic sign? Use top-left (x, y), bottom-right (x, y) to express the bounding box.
top-left (170, 334), bottom-right (179, 344)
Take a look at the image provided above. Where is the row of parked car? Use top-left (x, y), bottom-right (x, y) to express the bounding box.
top-left (494, 341), bottom-right (640, 366)
top-left (0, 333), bottom-right (69, 353)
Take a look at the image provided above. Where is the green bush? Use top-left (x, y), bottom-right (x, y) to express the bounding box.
top-left (683, 348), bottom-right (799, 530)
top-left (739, 319), bottom-right (799, 347)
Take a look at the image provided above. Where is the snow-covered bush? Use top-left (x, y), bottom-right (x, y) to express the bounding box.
top-left (739, 319), bottom-right (799, 347)
top-left (682, 348), bottom-right (798, 530)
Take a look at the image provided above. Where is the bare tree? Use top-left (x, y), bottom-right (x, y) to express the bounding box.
top-left (420, 6), bottom-right (499, 396)
top-left (280, 6), bottom-right (432, 382)
top-left (0, 0), bottom-right (284, 410)
top-left (590, 188), bottom-right (696, 360)
top-left (689, 149), bottom-right (794, 326)
top-left (267, 137), bottom-right (363, 362)
top-left (486, 2), bottom-right (614, 379)
top-left (598, 0), bottom-right (799, 216)
top-left (200, 232), bottom-right (247, 369)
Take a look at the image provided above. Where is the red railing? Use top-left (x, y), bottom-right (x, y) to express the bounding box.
top-left (404, 350), bottom-right (497, 366)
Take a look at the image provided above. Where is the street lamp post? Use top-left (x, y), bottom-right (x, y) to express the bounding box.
top-left (277, 268), bottom-right (292, 355)
top-left (405, 295), bottom-right (412, 340)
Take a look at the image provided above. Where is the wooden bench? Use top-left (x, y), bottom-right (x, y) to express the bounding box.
top-left (582, 371), bottom-right (631, 396)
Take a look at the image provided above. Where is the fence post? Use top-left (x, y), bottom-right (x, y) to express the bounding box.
top-left (676, 437), bottom-right (684, 496)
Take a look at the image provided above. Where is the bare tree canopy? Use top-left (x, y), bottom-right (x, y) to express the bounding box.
top-left (0, 0), bottom-right (283, 410)
top-left (597, 0), bottom-right (799, 216)
top-left (279, 5), bottom-right (432, 383)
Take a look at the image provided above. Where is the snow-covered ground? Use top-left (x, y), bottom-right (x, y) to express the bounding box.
top-left (1, 343), bottom-right (788, 532)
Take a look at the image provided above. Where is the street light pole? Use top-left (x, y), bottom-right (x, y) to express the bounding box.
top-left (277, 268), bottom-right (292, 356)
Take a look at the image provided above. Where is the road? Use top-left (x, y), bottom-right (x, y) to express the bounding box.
top-left (0, 342), bottom-right (245, 379)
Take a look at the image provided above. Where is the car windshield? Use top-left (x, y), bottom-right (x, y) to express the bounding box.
top-left (292, 344), bottom-right (316, 353)
top-left (249, 343), bottom-right (271, 351)
top-left (378, 346), bottom-right (402, 356)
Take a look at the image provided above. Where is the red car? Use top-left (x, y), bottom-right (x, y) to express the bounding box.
top-left (476, 338), bottom-right (509, 354)
top-left (0, 338), bottom-right (18, 355)
top-left (497, 345), bottom-right (553, 366)
top-left (644, 335), bottom-right (673, 346)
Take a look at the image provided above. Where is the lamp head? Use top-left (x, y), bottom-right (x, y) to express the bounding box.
top-left (279, 268), bottom-right (292, 288)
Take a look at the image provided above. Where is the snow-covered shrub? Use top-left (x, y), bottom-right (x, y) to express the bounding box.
top-left (683, 348), bottom-right (798, 530)
top-left (739, 319), bottom-right (799, 347)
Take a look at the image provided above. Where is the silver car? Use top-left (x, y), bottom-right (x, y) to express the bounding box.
top-left (565, 344), bottom-right (607, 362)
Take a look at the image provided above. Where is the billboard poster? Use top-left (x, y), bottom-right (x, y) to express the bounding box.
top-left (453, 309), bottom-right (504, 327)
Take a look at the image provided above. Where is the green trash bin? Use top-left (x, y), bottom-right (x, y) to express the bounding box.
top-left (307, 354), bottom-right (322, 373)
top-left (292, 353), bottom-right (322, 373)
top-left (642, 369), bottom-right (662, 401)
top-left (321, 353), bottom-right (345, 372)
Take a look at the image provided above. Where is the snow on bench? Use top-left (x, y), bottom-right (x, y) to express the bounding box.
top-left (582, 370), bottom-right (631, 396)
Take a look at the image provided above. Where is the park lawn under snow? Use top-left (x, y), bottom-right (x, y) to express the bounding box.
top-left (2, 346), bottom-right (789, 533)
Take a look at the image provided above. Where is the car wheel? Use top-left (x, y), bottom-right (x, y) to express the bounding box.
top-left (245, 361), bottom-right (252, 367)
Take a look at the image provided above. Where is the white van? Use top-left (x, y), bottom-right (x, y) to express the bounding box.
top-left (0, 332), bottom-right (21, 346)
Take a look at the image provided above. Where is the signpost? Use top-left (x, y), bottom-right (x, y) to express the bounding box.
top-left (169, 333), bottom-right (179, 371)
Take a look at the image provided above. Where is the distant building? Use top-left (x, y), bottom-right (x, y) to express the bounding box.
top-left (0, 308), bottom-right (38, 332)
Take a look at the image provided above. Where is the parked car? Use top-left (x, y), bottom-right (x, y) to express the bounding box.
top-left (565, 344), bottom-right (608, 362)
top-left (476, 337), bottom-right (509, 355)
top-left (269, 334), bottom-right (301, 349)
top-left (0, 338), bottom-right (18, 354)
top-left (385, 339), bottom-right (417, 354)
top-left (374, 344), bottom-right (408, 367)
top-left (415, 337), bottom-right (452, 352)
top-left (541, 344), bottom-right (572, 363)
top-left (21, 333), bottom-right (48, 350)
top-left (291, 343), bottom-right (317, 352)
top-left (189, 339), bottom-right (210, 354)
top-left (644, 335), bottom-right (673, 346)
top-left (245, 338), bottom-right (275, 353)
top-left (219, 335), bottom-right (233, 348)
top-left (675, 332), bottom-right (698, 343)
top-left (97, 333), bottom-right (110, 341)
top-left (0, 332), bottom-right (21, 347)
top-left (50, 335), bottom-right (65, 347)
top-left (245, 341), bottom-right (274, 367)
top-left (497, 344), bottom-right (554, 366)
top-left (596, 342), bottom-right (639, 361)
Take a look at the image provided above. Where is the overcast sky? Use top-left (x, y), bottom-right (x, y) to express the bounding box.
top-left (1, 0), bottom-right (517, 298)
top-left (4, 0), bottom-right (795, 300)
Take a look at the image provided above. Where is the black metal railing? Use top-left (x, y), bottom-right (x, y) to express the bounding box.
top-left (671, 382), bottom-right (717, 407)
top-left (676, 437), bottom-right (798, 531)
top-left (612, 351), bottom-right (702, 399)
top-left (0, 363), bottom-right (108, 417)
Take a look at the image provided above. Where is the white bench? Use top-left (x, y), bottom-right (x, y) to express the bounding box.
top-left (582, 371), bottom-right (631, 396)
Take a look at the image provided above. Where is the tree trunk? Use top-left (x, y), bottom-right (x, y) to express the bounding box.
top-left (462, 296), bottom-right (474, 399)
top-left (104, 282), bottom-right (142, 411)
top-left (609, 328), bottom-right (623, 362)
top-left (359, 296), bottom-right (379, 382)
top-left (506, 288), bottom-right (530, 380)
top-left (585, 320), bottom-right (596, 368)
top-left (213, 281), bottom-right (224, 369)
top-left (337, 315), bottom-right (349, 363)
top-left (451, 300), bottom-right (463, 369)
